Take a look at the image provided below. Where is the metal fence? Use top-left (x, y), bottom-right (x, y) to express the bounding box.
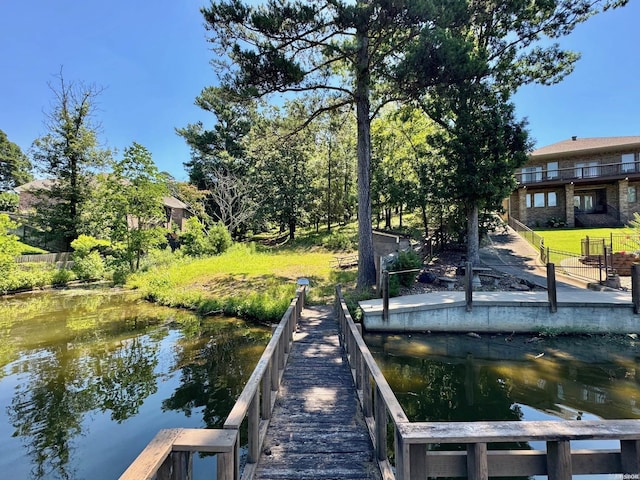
top-left (508, 217), bottom-right (544, 249)
top-left (582, 234), bottom-right (640, 256)
top-left (542, 246), bottom-right (611, 284)
top-left (509, 217), bottom-right (614, 284)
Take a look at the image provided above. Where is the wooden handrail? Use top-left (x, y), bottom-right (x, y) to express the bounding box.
top-left (334, 286), bottom-right (640, 480)
top-left (396, 420), bottom-right (640, 480)
top-left (119, 428), bottom-right (237, 480)
top-left (335, 285), bottom-right (409, 478)
top-left (120, 286), bottom-right (306, 480)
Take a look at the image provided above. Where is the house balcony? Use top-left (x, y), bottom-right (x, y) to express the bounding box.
top-left (515, 160), bottom-right (640, 188)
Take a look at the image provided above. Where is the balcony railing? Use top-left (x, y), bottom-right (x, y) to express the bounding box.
top-left (516, 160), bottom-right (640, 185)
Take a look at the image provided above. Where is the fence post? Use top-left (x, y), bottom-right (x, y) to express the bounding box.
top-left (382, 271), bottom-right (389, 322)
top-left (598, 256), bottom-right (603, 284)
top-left (465, 261), bottom-right (473, 312)
top-left (604, 245), bottom-right (610, 278)
top-left (547, 263), bottom-right (557, 313)
top-left (632, 265), bottom-right (640, 315)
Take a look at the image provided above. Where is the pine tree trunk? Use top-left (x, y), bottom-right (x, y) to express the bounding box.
top-left (467, 203), bottom-right (480, 266)
top-left (355, 20), bottom-right (376, 289)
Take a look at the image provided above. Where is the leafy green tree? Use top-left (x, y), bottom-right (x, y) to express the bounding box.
top-left (103, 143), bottom-right (168, 271)
top-left (30, 73), bottom-right (110, 250)
top-left (0, 191), bottom-right (19, 212)
top-left (0, 129), bottom-right (32, 190)
top-left (248, 104), bottom-right (314, 240)
top-left (394, 0), bottom-right (627, 263)
top-left (178, 87), bottom-right (254, 186)
top-left (428, 86), bottom-right (530, 263)
top-left (200, 0), bottom-right (444, 288)
top-left (307, 108), bottom-right (357, 232)
top-left (0, 213), bottom-right (21, 273)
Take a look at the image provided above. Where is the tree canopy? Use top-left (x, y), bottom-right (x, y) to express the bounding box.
top-left (199, 0), bottom-right (450, 288)
top-left (30, 73), bottom-right (111, 250)
top-left (0, 130), bottom-right (32, 191)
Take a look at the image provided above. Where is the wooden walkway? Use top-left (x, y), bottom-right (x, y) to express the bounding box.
top-left (254, 305), bottom-right (381, 480)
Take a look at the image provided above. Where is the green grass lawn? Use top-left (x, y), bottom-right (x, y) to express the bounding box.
top-left (533, 227), bottom-right (635, 254)
top-left (127, 230), bottom-right (362, 322)
top-left (18, 242), bottom-right (47, 255)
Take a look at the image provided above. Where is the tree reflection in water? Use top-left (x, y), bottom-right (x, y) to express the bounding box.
top-left (1, 290), bottom-right (269, 480)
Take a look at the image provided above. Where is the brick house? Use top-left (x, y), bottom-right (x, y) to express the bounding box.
top-left (509, 136), bottom-right (640, 228)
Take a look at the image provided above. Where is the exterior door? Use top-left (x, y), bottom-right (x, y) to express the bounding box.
top-left (573, 193), bottom-right (596, 213)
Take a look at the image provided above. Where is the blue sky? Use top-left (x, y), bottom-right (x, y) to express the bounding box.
top-left (1, 1), bottom-right (638, 181)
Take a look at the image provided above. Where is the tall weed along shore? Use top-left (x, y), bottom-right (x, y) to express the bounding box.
top-left (126, 243), bottom-right (341, 323)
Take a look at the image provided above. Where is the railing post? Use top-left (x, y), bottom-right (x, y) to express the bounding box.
top-left (467, 443), bottom-right (488, 480)
top-left (157, 455), bottom-right (173, 480)
top-left (375, 384), bottom-right (387, 462)
top-left (363, 369), bottom-right (373, 418)
top-left (547, 440), bottom-right (572, 480)
top-left (171, 452), bottom-right (192, 480)
top-left (632, 265), bottom-right (640, 314)
top-left (547, 263), bottom-right (557, 313)
top-left (271, 325), bottom-right (280, 391)
top-left (261, 364), bottom-right (272, 420)
top-left (248, 390), bottom-right (260, 463)
top-left (621, 439), bottom-right (640, 473)
top-left (382, 270), bottom-right (389, 321)
top-left (355, 324), bottom-right (363, 389)
top-left (465, 261), bottom-right (473, 312)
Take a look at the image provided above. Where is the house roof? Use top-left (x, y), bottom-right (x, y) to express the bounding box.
top-left (162, 196), bottom-right (188, 209)
top-left (14, 178), bottom-right (55, 193)
top-left (532, 136), bottom-right (640, 160)
top-left (15, 179), bottom-right (188, 210)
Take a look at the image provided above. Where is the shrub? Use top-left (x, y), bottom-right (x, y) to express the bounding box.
top-left (207, 221), bottom-right (233, 255)
top-left (73, 251), bottom-right (105, 281)
top-left (52, 268), bottom-right (75, 286)
top-left (323, 232), bottom-right (354, 251)
top-left (389, 249), bottom-right (422, 288)
top-left (180, 218), bottom-right (233, 257)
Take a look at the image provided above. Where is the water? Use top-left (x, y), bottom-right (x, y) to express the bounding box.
top-left (366, 331), bottom-right (640, 478)
top-left (366, 332), bottom-right (640, 422)
top-left (0, 288), bottom-right (270, 480)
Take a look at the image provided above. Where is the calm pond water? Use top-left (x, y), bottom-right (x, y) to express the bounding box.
top-left (0, 288), bottom-right (270, 480)
top-left (366, 331), bottom-right (640, 478)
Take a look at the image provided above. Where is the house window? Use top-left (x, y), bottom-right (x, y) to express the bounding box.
top-left (548, 192), bottom-right (557, 207)
top-left (575, 161), bottom-right (599, 178)
top-left (629, 186), bottom-right (637, 203)
top-left (522, 166), bottom-right (542, 183)
top-left (526, 193), bottom-right (532, 208)
top-left (534, 192), bottom-right (545, 207)
top-left (622, 153), bottom-right (636, 173)
top-left (547, 162), bottom-right (558, 179)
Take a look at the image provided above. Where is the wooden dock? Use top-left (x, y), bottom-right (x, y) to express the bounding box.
top-left (254, 305), bottom-right (381, 480)
top-left (122, 285), bottom-right (640, 480)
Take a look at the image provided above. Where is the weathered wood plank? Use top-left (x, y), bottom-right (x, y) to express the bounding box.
top-left (398, 419), bottom-right (640, 443)
top-left (421, 449), bottom-right (622, 477)
top-left (119, 429), bottom-right (181, 480)
top-left (173, 428), bottom-right (236, 452)
top-left (254, 305), bottom-right (381, 480)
